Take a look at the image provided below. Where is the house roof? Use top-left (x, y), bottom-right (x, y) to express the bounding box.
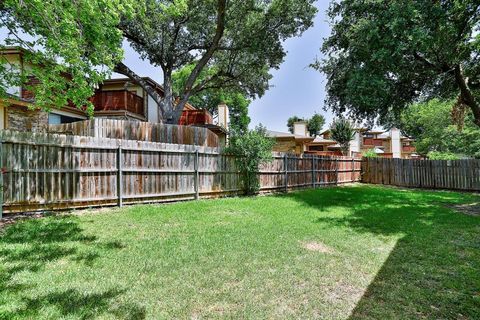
top-left (308, 136), bottom-right (337, 145)
top-left (266, 130), bottom-right (314, 142)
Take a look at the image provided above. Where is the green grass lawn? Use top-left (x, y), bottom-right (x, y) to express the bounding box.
top-left (1, 185), bottom-right (479, 319)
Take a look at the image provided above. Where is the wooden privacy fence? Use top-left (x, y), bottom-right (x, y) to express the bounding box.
top-left (49, 118), bottom-right (220, 147)
top-left (362, 158), bottom-right (480, 191)
top-left (0, 130), bottom-right (361, 215)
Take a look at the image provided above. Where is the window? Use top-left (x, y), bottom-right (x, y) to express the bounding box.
top-left (48, 113), bottom-right (81, 125)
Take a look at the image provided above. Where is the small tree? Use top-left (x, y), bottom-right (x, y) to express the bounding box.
top-left (307, 113), bottom-right (325, 136)
top-left (330, 118), bottom-right (355, 155)
top-left (362, 149), bottom-right (378, 158)
top-left (226, 125), bottom-right (274, 195)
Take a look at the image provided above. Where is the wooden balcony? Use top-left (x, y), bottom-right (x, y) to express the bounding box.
top-left (363, 138), bottom-right (384, 146)
top-left (403, 145), bottom-right (416, 153)
top-left (179, 109), bottom-right (213, 126)
top-left (92, 90), bottom-right (144, 116)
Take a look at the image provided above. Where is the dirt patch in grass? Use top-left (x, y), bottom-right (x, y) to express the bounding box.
top-left (446, 203), bottom-right (480, 216)
top-left (300, 241), bottom-right (333, 253)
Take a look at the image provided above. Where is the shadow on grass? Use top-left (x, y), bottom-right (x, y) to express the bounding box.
top-left (285, 186), bottom-right (480, 319)
top-left (0, 215), bottom-right (144, 319)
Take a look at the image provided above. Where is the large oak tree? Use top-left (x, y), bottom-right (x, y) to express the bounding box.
top-left (316, 0), bottom-right (480, 127)
top-left (116, 0), bottom-right (317, 123)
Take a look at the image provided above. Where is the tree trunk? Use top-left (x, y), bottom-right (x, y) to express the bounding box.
top-left (454, 65), bottom-right (480, 127)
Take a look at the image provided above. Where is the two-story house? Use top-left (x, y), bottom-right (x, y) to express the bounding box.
top-left (0, 47), bottom-right (229, 144)
top-left (306, 128), bottom-right (418, 158)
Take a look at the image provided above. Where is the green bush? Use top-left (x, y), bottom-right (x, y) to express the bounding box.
top-left (427, 151), bottom-right (460, 160)
top-left (362, 149), bottom-right (378, 158)
top-left (225, 125), bottom-right (274, 195)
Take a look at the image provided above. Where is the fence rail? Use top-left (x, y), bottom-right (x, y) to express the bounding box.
top-left (0, 130), bottom-right (361, 215)
top-left (362, 158), bottom-right (480, 191)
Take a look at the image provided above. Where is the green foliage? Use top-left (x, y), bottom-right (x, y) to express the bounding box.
top-left (362, 149), bottom-right (378, 158)
top-left (400, 99), bottom-right (480, 158)
top-left (330, 118), bottom-right (355, 155)
top-left (287, 113), bottom-right (325, 136)
top-left (173, 65), bottom-right (250, 133)
top-left (0, 0), bottom-right (136, 114)
top-left (287, 116), bottom-right (304, 134)
top-left (317, 0), bottom-right (480, 127)
top-left (427, 151), bottom-right (460, 160)
top-left (225, 125), bottom-right (274, 195)
top-left (307, 113), bottom-right (325, 136)
top-left (121, 0), bottom-right (317, 122)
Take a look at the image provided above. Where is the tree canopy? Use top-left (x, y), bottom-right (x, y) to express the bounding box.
top-left (316, 0), bottom-right (480, 128)
top-left (400, 99), bottom-right (480, 158)
top-left (0, 0), bottom-right (135, 114)
top-left (117, 0), bottom-right (317, 123)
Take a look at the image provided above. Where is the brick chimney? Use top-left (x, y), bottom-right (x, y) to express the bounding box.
top-left (217, 103), bottom-right (229, 130)
top-left (293, 121), bottom-right (308, 136)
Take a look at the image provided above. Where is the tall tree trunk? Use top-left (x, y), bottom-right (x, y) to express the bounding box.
top-left (454, 65), bottom-right (480, 127)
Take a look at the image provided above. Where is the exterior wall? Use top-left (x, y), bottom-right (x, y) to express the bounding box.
top-left (349, 132), bottom-right (361, 155)
top-left (147, 95), bottom-right (158, 123)
top-left (6, 105), bottom-right (48, 132)
top-left (272, 139), bottom-right (297, 153)
top-left (390, 128), bottom-right (401, 158)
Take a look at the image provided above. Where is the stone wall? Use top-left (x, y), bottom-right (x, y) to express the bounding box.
top-left (272, 139), bottom-right (297, 153)
top-left (7, 105), bottom-right (48, 132)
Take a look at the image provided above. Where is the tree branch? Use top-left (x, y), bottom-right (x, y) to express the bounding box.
top-left (113, 62), bottom-right (165, 115)
top-left (169, 0), bottom-right (227, 122)
top-left (454, 64), bottom-right (480, 127)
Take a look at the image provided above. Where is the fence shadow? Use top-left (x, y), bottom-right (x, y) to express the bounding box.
top-left (0, 216), bottom-right (144, 319)
top-left (284, 186), bottom-right (480, 319)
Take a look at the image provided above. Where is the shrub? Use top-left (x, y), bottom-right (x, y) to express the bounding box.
top-left (362, 149), bottom-right (378, 158)
top-left (427, 151), bottom-right (460, 160)
top-left (225, 125), bottom-right (274, 195)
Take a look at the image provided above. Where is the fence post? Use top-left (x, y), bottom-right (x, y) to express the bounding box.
top-left (352, 157), bottom-right (355, 182)
top-left (194, 150), bottom-right (199, 200)
top-left (284, 153), bottom-right (288, 192)
top-left (117, 145), bottom-right (123, 207)
top-left (311, 156), bottom-right (315, 188)
top-left (335, 157), bottom-right (339, 185)
top-left (0, 140), bottom-right (3, 219)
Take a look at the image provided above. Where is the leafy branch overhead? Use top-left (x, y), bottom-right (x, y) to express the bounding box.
top-left (0, 0), bottom-right (136, 114)
top-left (316, 0), bottom-right (480, 128)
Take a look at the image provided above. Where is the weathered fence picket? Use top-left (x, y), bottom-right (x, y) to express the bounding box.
top-left (362, 157), bottom-right (480, 191)
top-left (0, 130), bottom-right (361, 214)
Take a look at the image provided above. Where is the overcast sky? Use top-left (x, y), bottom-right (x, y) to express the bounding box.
top-left (116, 1), bottom-right (334, 133)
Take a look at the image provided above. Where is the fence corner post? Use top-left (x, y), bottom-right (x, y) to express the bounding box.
top-left (194, 150), bottom-right (199, 200)
top-left (0, 140), bottom-right (3, 219)
top-left (335, 157), bottom-right (339, 185)
top-left (284, 153), bottom-right (288, 193)
top-left (311, 155), bottom-right (315, 188)
top-left (117, 145), bottom-right (123, 207)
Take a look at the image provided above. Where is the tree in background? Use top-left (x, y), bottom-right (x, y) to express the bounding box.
top-left (287, 116), bottom-right (304, 134)
top-left (225, 125), bottom-right (274, 195)
top-left (287, 113), bottom-right (325, 135)
top-left (330, 118), bottom-right (355, 155)
top-left (400, 99), bottom-right (480, 158)
top-left (0, 0), bottom-right (136, 115)
top-left (316, 0), bottom-right (480, 128)
top-left (307, 113), bottom-right (325, 136)
top-left (173, 64), bottom-right (250, 133)
top-left (117, 0), bottom-right (317, 123)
